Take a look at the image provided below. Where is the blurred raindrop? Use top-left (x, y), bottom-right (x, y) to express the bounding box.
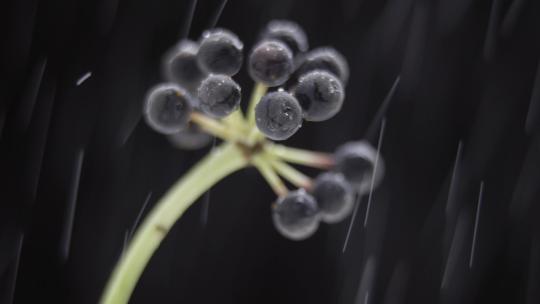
top-left (501, 0), bottom-right (527, 37)
top-left (6, 234), bottom-right (24, 304)
top-left (469, 181), bottom-right (484, 268)
top-left (179, 0), bottom-right (198, 39)
top-left (441, 208), bottom-right (471, 296)
top-left (207, 0), bottom-right (229, 29)
top-left (436, 0), bottom-right (473, 33)
top-left (128, 191), bottom-right (153, 240)
top-left (364, 118), bottom-right (386, 227)
top-left (75, 71), bottom-right (92, 86)
top-left (526, 233), bottom-right (540, 304)
top-left (354, 256), bottom-right (377, 304)
top-left (383, 261), bottom-right (409, 304)
top-left (445, 141), bottom-right (463, 218)
top-left (13, 57), bottom-right (47, 133)
top-left (60, 148), bottom-right (85, 262)
top-left (483, 0), bottom-right (503, 61)
top-left (201, 137), bottom-right (217, 227)
top-left (525, 59), bottom-right (540, 134)
top-left (342, 194), bottom-right (362, 253)
top-left (365, 76), bottom-right (400, 141)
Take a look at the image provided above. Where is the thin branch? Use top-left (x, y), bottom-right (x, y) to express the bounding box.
top-left (253, 155), bottom-right (288, 196)
top-left (266, 155), bottom-right (313, 189)
top-left (267, 144), bottom-right (335, 169)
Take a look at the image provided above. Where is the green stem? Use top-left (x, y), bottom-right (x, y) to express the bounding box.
top-left (252, 155), bottom-right (288, 196)
top-left (264, 155), bottom-right (313, 190)
top-left (222, 109), bottom-right (246, 133)
top-left (190, 112), bottom-right (243, 143)
top-left (247, 83), bottom-right (268, 127)
top-left (100, 143), bottom-right (248, 304)
top-left (265, 144), bottom-right (335, 169)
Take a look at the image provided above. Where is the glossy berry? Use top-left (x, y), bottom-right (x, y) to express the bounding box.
top-left (312, 172), bottom-right (355, 223)
top-left (260, 20), bottom-right (308, 55)
top-left (143, 84), bottom-right (193, 135)
top-left (248, 39), bottom-right (294, 87)
top-left (294, 70), bottom-right (345, 121)
top-left (272, 189), bottom-right (320, 240)
top-left (296, 47), bottom-right (349, 84)
top-left (167, 122), bottom-right (212, 150)
top-left (255, 91), bottom-right (303, 140)
top-left (197, 29), bottom-right (243, 76)
top-left (162, 40), bottom-right (206, 93)
top-left (197, 74), bottom-right (241, 118)
top-left (334, 141), bottom-right (385, 194)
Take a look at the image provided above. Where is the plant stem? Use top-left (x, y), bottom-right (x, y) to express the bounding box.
top-left (247, 83), bottom-right (268, 127)
top-left (222, 109), bottom-right (246, 132)
top-left (246, 127), bottom-right (264, 145)
top-left (266, 144), bottom-right (335, 169)
top-left (100, 143), bottom-right (248, 304)
top-left (190, 112), bottom-right (243, 143)
top-left (252, 155), bottom-right (288, 197)
top-left (265, 155), bottom-right (313, 190)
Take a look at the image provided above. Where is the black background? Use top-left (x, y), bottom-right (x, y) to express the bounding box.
top-left (1, 0), bottom-right (540, 303)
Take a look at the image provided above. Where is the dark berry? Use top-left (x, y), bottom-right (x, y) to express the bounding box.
top-left (294, 70), bottom-right (345, 121)
top-left (296, 47), bottom-right (349, 84)
top-left (197, 74), bottom-right (241, 118)
top-left (162, 40), bottom-right (207, 93)
top-left (312, 172), bottom-right (354, 223)
top-left (255, 91), bottom-right (303, 140)
top-left (167, 122), bottom-right (212, 150)
top-left (260, 20), bottom-right (308, 55)
top-left (272, 189), bottom-right (320, 240)
top-left (143, 84), bottom-right (193, 134)
top-left (334, 141), bottom-right (384, 194)
top-left (197, 29), bottom-right (243, 76)
top-left (248, 39), bottom-right (294, 87)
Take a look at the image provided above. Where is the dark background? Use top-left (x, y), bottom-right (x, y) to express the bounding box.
top-left (1, 0), bottom-right (540, 303)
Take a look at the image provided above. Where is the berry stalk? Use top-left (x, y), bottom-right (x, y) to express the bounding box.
top-left (190, 112), bottom-right (243, 143)
top-left (266, 144), bottom-right (335, 169)
top-left (100, 143), bottom-right (248, 304)
top-left (247, 82), bottom-right (268, 127)
top-left (252, 155), bottom-right (288, 196)
top-left (265, 154), bottom-right (313, 189)
top-left (223, 109), bottom-right (246, 132)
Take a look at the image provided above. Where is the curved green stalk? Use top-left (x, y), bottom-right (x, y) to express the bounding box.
top-left (100, 143), bottom-right (248, 304)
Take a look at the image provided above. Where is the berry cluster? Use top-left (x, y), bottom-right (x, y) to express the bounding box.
top-left (272, 140), bottom-right (383, 240)
top-left (101, 19), bottom-right (390, 304)
top-left (141, 20), bottom-right (384, 240)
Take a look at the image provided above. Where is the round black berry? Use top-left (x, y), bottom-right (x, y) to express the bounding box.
top-left (197, 29), bottom-right (243, 76)
top-left (294, 70), bottom-right (345, 121)
top-left (197, 74), bottom-right (241, 118)
top-left (334, 141), bottom-right (385, 194)
top-left (272, 189), bottom-right (320, 240)
top-left (312, 172), bottom-right (355, 223)
top-left (255, 91), bottom-right (303, 140)
top-left (143, 84), bottom-right (193, 134)
top-left (248, 39), bottom-right (294, 87)
top-left (167, 122), bottom-right (212, 150)
top-left (260, 20), bottom-right (308, 55)
top-left (162, 40), bottom-right (207, 93)
top-left (296, 47), bottom-right (349, 84)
